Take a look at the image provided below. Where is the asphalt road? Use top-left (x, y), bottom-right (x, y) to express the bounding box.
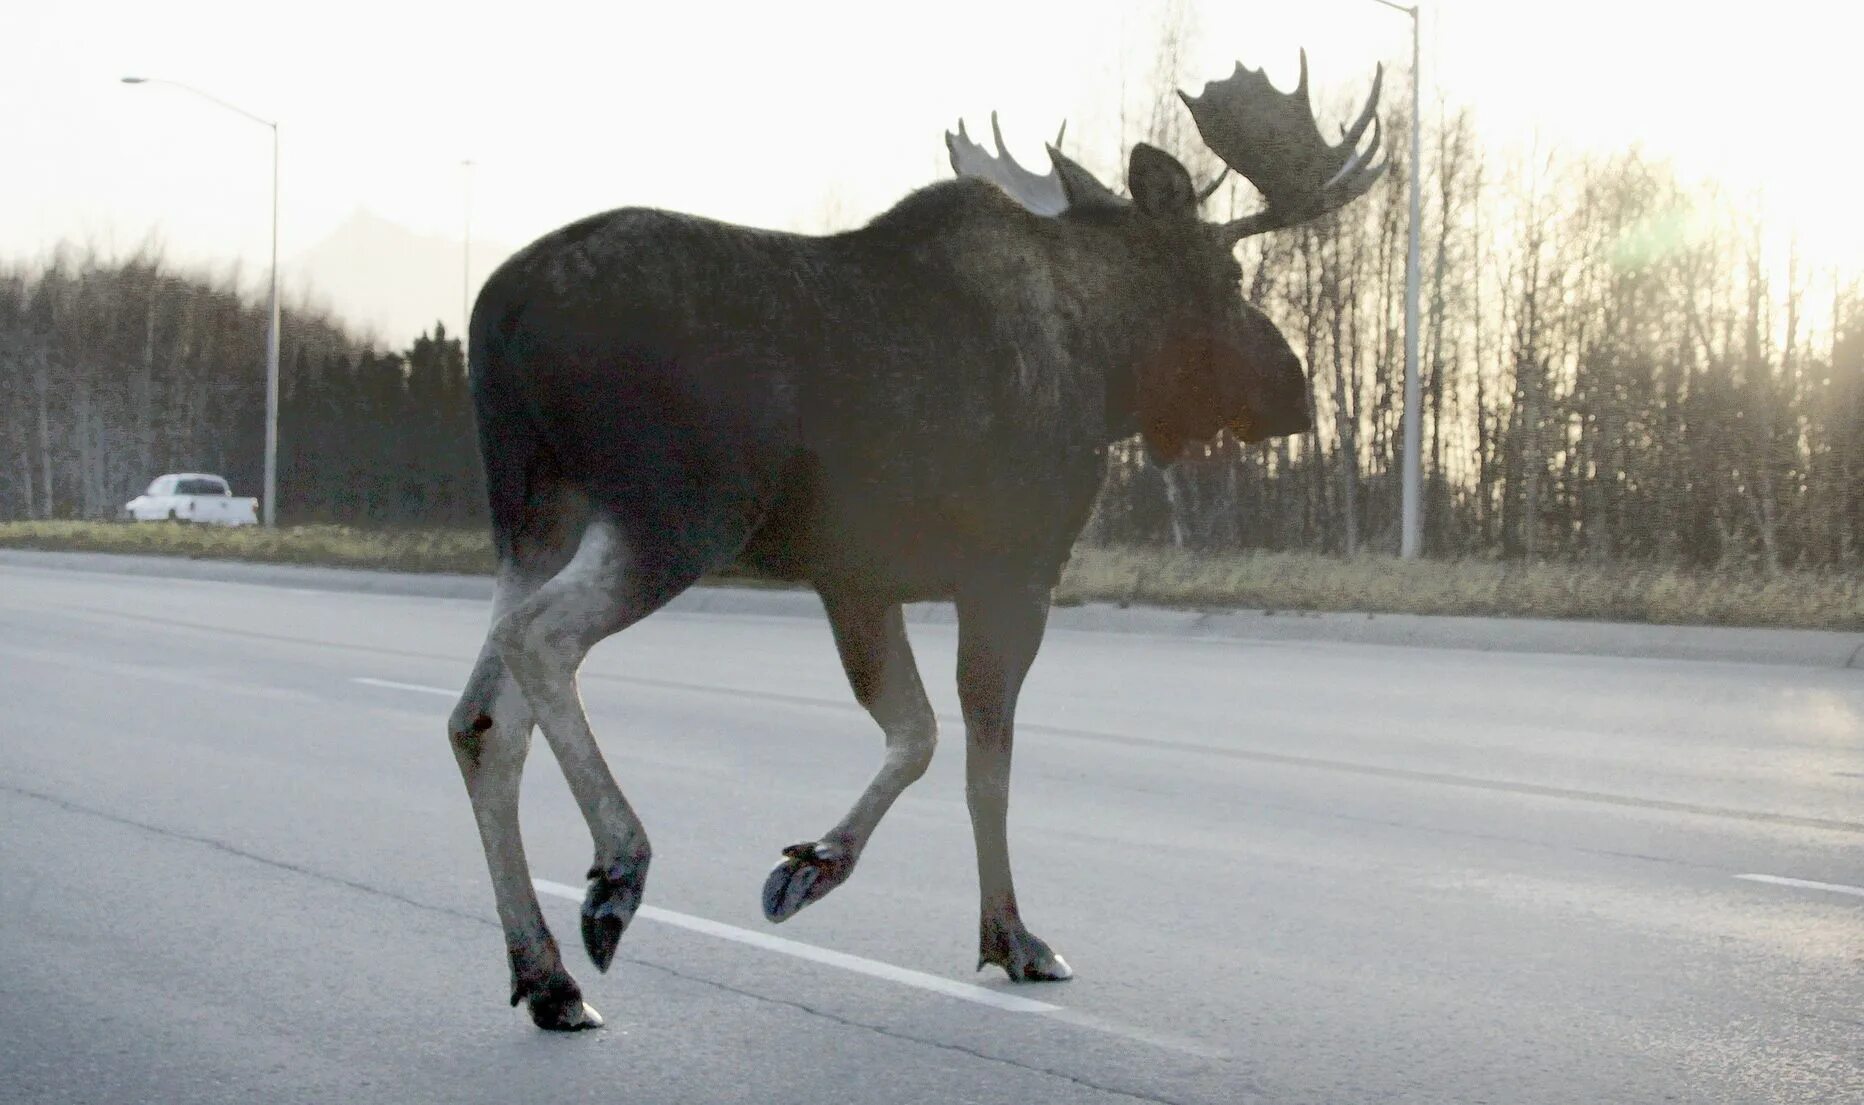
top-left (1, 562), bottom-right (1859, 1105)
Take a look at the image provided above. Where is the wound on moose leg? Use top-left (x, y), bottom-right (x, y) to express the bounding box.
top-left (450, 713), bottom-right (494, 772)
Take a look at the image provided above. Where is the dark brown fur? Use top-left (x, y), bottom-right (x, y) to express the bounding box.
top-left (469, 157), bottom-right (1308, 602)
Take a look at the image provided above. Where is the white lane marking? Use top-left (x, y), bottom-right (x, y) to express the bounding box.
top-left (354, 677), bottom-right (456, 697)
top-left (532, 879), bottom-right (1060, 1014)
top-left (1734, 874), bottom-right (1864, 900)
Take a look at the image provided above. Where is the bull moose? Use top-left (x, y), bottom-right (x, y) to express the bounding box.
top-left (448, 52), bottom-right (1384, 1029)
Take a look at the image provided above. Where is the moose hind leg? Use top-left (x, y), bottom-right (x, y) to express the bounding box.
top-left (450, 573), bottom-right (601, 1030)
top-left (763, 590), bottom-right (936, 922)
top-left (956, 577), bottom-right (1072, 982)
top-left (493, 514), bottom-right (708, 973)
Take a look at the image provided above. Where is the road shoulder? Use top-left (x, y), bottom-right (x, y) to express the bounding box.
top-left (3, 547), bottom-right (1857, 669)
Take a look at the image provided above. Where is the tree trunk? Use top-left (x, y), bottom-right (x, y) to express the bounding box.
top-left (15, 439), bottom-right (33, 520)
top-left (1160, 466), bottom-right (1191, 549)
top-left (34, 360), bottom-right (54, 519)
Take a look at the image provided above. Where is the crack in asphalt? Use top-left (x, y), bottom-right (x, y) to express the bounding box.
top-left (1, 781), bottom-right (491, 928)
top-left (1, 780), bottom-right (1211, 1105)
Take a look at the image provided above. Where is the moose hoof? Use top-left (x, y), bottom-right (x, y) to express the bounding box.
top-left (979, 924), bottom-right (1074, 983)
top-left (582, 855), bottom-right (650, 972)
top-left (533, 996), bottom-right (605, 1032)
top-left (761, 840), bottom-right (854, 922)
top-left (514, 973), bottom-right (604, 1032)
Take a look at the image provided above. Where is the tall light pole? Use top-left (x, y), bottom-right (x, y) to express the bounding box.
top-left (122, 77), bottom-right (281, 528)
top-left (1370, 0), bottom-right (1424, 559)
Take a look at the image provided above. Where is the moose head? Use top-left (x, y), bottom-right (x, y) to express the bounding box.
top-left (947, 52), bottom-right (1385, 463)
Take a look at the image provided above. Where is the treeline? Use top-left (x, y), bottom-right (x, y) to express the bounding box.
top-left (0, 250), bottom-right (483, 528)
top-left (1070, 15), bottom-right (1863, 569)
top-left (1087, 135), bottom-right (1864, 568)
top-left (3, 118), bottom-right (1860, 569)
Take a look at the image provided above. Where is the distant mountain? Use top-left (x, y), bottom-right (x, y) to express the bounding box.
top-left (284, 209), bottom-right (513, 346)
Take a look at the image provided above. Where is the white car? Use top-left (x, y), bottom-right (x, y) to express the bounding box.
top-left (122, 473), bottom-right (260, 526)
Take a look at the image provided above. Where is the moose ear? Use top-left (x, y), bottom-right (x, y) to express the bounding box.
top-left (1049, 147), bottom-right (1129, 213)
top-left (1128, 144), bottom-right (1197, 219)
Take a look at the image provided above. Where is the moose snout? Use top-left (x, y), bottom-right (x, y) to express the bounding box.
top-left (1234, 348), bottom-right (1313, 443)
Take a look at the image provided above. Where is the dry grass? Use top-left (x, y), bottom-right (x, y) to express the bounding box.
top-left (1055, 547), bottom-right (1863, 631)
top-left (2, 522), bottom-right (1858, 631)
top-left (0, 521), bottom-right (498, 575)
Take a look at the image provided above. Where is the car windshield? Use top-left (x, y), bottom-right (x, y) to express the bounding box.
top-left (175, 478), bottom-right (228, 496)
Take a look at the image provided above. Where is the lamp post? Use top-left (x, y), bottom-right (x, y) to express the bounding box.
top-left (122, 77), bottom-right (281, 528)
top-left (1369, 0), bottom-right (1423, 559)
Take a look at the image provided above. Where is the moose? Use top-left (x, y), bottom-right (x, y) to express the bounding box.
top-left (448, 52), bottom-right (1384, 1029)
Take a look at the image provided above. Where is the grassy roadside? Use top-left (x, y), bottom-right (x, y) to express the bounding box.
top-left (1059, 546), bottom-right (1862, 631)
top-left (0, 521), bottom-right (499, 574)
top-left (2, 520), bottom-right (1858, 631)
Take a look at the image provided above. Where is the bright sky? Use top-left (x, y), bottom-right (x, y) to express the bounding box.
top-left (5, 0), bottom-right (1857, 341)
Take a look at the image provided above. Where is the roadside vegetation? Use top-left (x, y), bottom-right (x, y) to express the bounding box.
top-left (1057, 546), bottom-right (1862, 631)
top-left (4, 521), bottom-right (1857, 632)
top-left (0, 521), bottom-right (496, 575)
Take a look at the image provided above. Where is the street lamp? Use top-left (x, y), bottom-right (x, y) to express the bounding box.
top-left (1369, 1), bottom-right (1424, 559)
top-left (122, 76), bottom-right (281, 528)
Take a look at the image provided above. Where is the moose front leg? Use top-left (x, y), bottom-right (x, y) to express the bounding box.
top-left (764, 590), bottom-right (936, 921)
top-left (955, 577), bottom-right (1072, 982)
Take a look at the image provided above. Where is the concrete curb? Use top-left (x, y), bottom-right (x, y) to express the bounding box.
top-left (3, 547), bottom-right (1859, 670)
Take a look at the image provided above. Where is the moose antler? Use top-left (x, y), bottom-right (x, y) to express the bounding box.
top-left (1180, 50), bottom-right (1385, 242)
top-left (946, 113), bottom-right (1068, 216)
top-left (946, 113), bottom-right (1127, 215)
